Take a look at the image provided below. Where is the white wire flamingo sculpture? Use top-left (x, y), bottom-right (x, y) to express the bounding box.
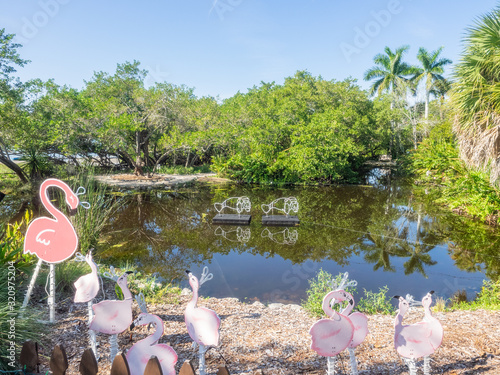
top-left (261, 197), bottom-right (299, 217)
top-left (185, 267), bottom-right (220, 375)
top-left (214, 196), bottom-right (251, 216)
top-left (127, 313), bottom-right (178, 375)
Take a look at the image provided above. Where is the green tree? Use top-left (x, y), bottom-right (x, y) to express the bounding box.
top-left (0, 29), bottom-right (31, 183)
top-left (451, 7), bottom-right (500, 185)
top-left (364, 46), bottom-right (417, 101)
top-left (414, 47), bottom-right (452, 119)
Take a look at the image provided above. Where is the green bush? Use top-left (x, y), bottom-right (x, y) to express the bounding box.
top-left (451, 279), bottom-right (500, 310)
top-left (356, 286), bottom-right (394, 315)
top-left (302, 269), bottom-right (357, 318)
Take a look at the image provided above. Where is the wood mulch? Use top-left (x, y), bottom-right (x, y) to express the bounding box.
top-left (33, 289), bottom-right (500, 375)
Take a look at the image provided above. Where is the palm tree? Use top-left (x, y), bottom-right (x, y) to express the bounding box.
top-left (414, 47), bottom-right (452, 119)
top-left (364, 46), bottom-right (418, 156)
top-left (451, 7), bottom-right (500, 184)
top-left (364, 46), bottom-right (418, 103)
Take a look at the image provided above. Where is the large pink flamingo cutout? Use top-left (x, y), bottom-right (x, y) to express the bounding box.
top-left (74, 251), bottom-right (99, 303)
top-left (22, 178), bottom-right (88, 323)
top-left (24, 178), bottom-right (81, 263)
top-left (393, 295), bottom-right (434, 375)
top-left (127, 313), bottom-right (178, 375)
top-left (185, 267), bottom-right (220, 375)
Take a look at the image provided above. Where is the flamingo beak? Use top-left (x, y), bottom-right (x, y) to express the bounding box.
top-left (69, 208), bottom-right (78, 216)
top-left (429, 290), bottom-right (435, 295)
top-left (393, 295), bottom-right (401, 299)
top-left (130, 322), bottom-right (136, 330)
top-left (125, 271), bottom-right (134, 275)
top-left (185, 270), bottom-right (191, 275)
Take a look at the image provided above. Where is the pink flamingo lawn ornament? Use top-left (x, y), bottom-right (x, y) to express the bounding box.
top-left (22, 178), bottom-right (89, 323)
top-left (185, 267), bottom-right (220, 375)
top-left (73, 250), bottom-right (100, 359)
top-left (127, 313), bottom-right (178, 375)
top-left (309, 290), bottom-right (354, 366)
top-left (90, 268), bottom-right (134, 360)
top-left (393, 295), bottom-right (435, 375)
top-left (309, 272), bottom-right (366, 375)
top-left (74, 251), bottom-right (100, 303)
top-left (421, 291), bottom-right (443, 375)
top-left (340, 294), bottom-right (368, 375)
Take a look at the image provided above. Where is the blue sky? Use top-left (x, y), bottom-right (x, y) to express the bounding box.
top-left (1, 1), bottom-right (498, 99)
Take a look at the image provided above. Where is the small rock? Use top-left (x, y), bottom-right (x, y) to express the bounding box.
top-left (181, 288), bottom-right (191, 296)
top-left (268, 303), bottom-right (284, 310)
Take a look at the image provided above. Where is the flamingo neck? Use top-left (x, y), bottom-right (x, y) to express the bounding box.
top-left (322, 292), bottom-right (342, 319)
top-left (40, 179), bottom-right (72, 222)
top-left (188, 286), bottom-right (199, 309)
top-left (394, 310), bottom-right (404, 328)
top-left (87, 258), bottom-right (98, 275)
top-left (120, 282), bottom-right (133, 300)
top-left (143, 315), bottom-right (164, 345)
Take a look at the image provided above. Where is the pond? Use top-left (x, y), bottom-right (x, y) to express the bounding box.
top-left (3, 175), bottom-right (499, 304)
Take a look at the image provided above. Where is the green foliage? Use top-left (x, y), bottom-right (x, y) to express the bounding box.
top-left (212, 72), bottom-right (384, 184)
top-left (71, 172), bottom-right (123, 252)
top-left (356, 286), bottom-right (395, 315)
top-left (0, 266), bottom-right (42, 371)
top-left (450, 279), bottom-right (500, 310)
top-left (409, 120), bottom-right (500, 223)
top-left (101, 264), bottom-right (181, 304)
top-left (302, 269), bottom-right (357, 318)
top-left (0, 210), bottom-right (35, 272)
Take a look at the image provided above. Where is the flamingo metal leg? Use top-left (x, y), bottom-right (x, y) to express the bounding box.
top-left (348, 348), bottom-right (359, 375)
top-left (110, 334), bottom-right (118, 361)
top-left (327, 356), bottom-right (337, 375)
top-left (22, 258), bottom-right (43, 309)
top-left (88, 301), bottom-right (98, 360)
top-left (404, 358), bottom-right (417, 375)
top-left (423, 356), bottom-right (431, 375)
top-left (198, 344), bottom-right (207, 375)
top-left (49, 263), bottom-right (55, 323)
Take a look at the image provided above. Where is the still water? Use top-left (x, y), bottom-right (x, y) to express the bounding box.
top-left (2, 177), bottom-right (498, 304)
top-left (91, 178), bottom-right (499, 304)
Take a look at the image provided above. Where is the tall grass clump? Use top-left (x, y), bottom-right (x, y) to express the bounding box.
top-left (70, 172), bottom-right (123, 252)
top-left (0, 223), bottom-right (42, 370)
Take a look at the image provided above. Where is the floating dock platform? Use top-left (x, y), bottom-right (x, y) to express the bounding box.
top-left (261, 215), bottom-right (300, 226)
top-left (212, 214), bottom-right (252, 225)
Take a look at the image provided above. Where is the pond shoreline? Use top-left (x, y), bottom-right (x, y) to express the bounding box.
top-left (94, 173), bottom-right (231, 190)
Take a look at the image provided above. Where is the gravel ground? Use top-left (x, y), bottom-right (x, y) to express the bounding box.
top-left (34, 290), bottom-right (500, 375)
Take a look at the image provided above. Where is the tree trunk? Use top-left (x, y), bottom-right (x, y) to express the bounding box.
top-left (134, 131), bottom-right (144, 176)
top-left (0, 156), bottom-right (29, 183)
top-left (424, 90), bottom-right (430, 120)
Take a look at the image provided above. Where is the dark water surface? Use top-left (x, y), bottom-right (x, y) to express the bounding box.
top-left (3, 177), bottom-right (499, 304)
top-left (95, 179), bottom-right (499, 304)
